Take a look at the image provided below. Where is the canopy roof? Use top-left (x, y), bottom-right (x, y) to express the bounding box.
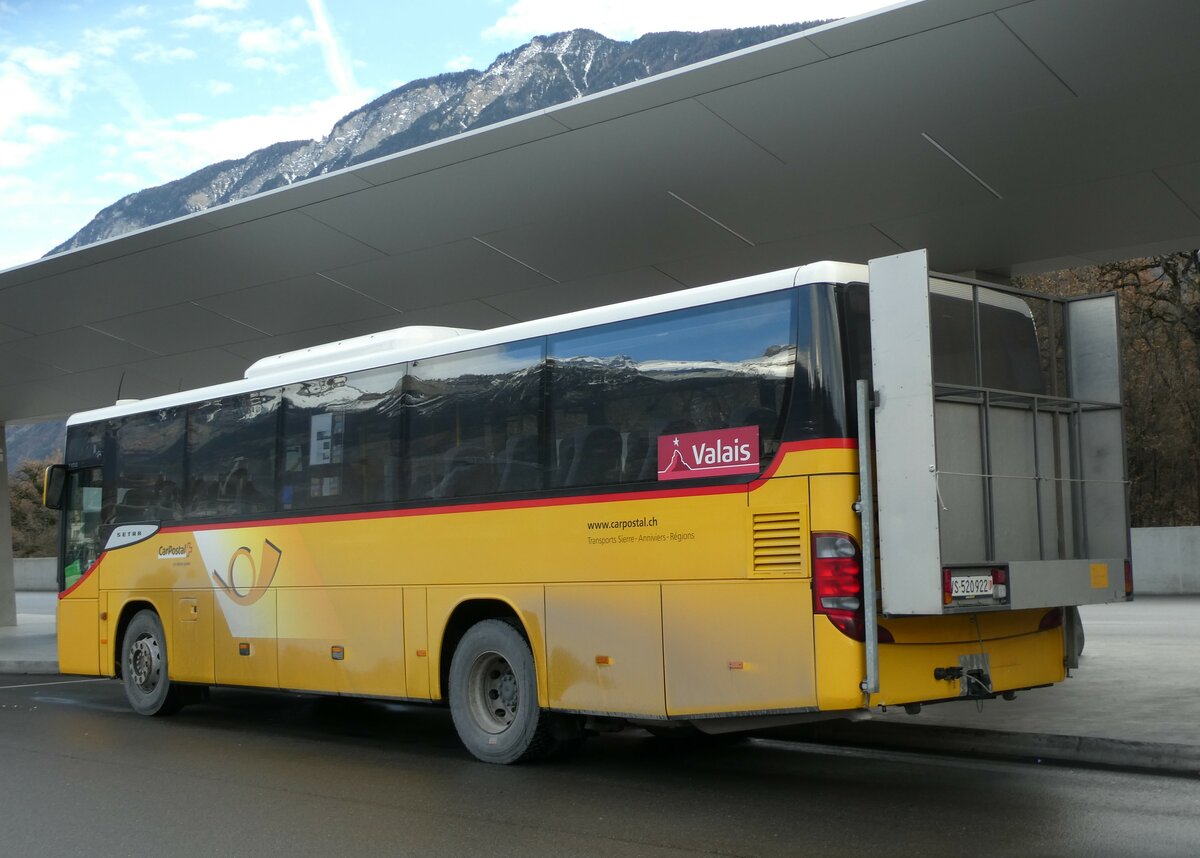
top-left (2, 0), bottom-right (1198, 422)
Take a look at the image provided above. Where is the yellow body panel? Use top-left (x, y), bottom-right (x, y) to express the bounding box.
top-left (662, 580), bottom-right (816, 716)
top-left (277, 587), bottom-right (405, 697)
top-left (57, 598), bottom-right (100, 676)
top-left (213, 588), bottom-right (278, 688)
top-left (545, 583), bottom-right (666, 717)
top-left (403, 588), bottom-right (430, 699)
top-left (56, 444), bottom-right (1069, 721)
top-left (171, 590), bottom-right (214, 683)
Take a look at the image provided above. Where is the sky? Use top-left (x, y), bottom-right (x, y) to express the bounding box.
top-left (0, 0), bottom-right (895, 272)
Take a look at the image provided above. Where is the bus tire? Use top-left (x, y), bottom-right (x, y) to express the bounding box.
top-left (448, 618), bottom-right (558, 764)
top-left (120, 609), bottom-right (183, 717)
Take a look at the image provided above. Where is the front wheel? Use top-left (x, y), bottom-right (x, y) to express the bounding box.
top-left (448, 619), bottom-right (573, 764)
top-left (120, 609), bottom-right (183, 716)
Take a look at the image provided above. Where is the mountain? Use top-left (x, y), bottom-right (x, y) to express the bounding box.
top-left (5, 419), bottom-right (65, 475)
top-left (49, 24), bottom-right (819, 255)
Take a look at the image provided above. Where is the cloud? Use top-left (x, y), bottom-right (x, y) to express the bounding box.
top-left (97, 171), bottom-right (142, 185)
top-left (206, 79), bottom-right (233, 96)
top-left (233, 17), bottom-right (313, 76)
top-left (241, 55), bottom-right (296, 74)
top-left (82, 27), bottom-right (146, 58)
top-left (483, 0), bottom-right (892, 41)
top-left (306, 0), bottom-right (358, 95)
top-left (0, 139), bottom-right (36, 169)
top-left (8, 46), bottom-right (82, 77)
top-left (24, 124), bottom-right (70, 145)
top-left (176, 13), bottom-right (217, 29)
top-left (107, 92), bottom-right (369, 186)
top-left (0, 177), bottom-right (107, 267)
top-left (445, 55), bottom-right (475, 72)
top-left (0, 46), bottom-right (79, 163)
top-left (238, 25), bottom-right (296, 55)
top-left (133, 44), bottom-right (198, 63)
top-left (196, 0), bottom-right (247, 9)
top-left (0, 63), bottom-right (49, 135)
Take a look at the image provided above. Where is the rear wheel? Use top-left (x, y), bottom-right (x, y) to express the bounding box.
top-left (121, 609), bottom-right (183, 716)
top-left (448, 619), bottom-right (570, 764)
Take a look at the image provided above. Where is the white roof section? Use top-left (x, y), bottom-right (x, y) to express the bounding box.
top-left (4, 0), bottom-right (1200, 423)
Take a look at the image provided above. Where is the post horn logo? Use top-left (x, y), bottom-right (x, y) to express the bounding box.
top-left (211, 540), bottom-right (282, 606)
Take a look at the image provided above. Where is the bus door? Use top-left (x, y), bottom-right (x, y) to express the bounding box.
top-left (55, 465), bottom-right (106, 674)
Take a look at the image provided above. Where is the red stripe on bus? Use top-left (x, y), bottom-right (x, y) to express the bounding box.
top-left (160, 438), bottom-right (856, 535)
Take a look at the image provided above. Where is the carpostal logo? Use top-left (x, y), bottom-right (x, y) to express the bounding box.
top-left (657, 426), bottom-right (760, 481)
top-left (212, 540), bottom-right (283, 607)
top-left (158, 543), bottom-right (194, 559)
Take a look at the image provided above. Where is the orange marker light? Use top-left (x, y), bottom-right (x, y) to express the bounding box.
top-left (728, 660), bottom-right (744, 670)
top-left (415, 649), bottom-right (428, 658)
top-left (595, 655), bottom-right (612, 666)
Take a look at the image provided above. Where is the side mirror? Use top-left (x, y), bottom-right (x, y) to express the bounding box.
top-left (43, 464), bottom-right (67, 510)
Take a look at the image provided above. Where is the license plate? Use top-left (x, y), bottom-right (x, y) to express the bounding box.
top-left (952, 575), bottom-right (994, 598)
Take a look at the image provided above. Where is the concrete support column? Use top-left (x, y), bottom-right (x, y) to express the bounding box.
top-left (0, 424), bottom-right (17, 626)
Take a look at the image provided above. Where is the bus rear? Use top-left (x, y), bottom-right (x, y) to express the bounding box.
top-left (808, 251), bottom-right (1129, 714)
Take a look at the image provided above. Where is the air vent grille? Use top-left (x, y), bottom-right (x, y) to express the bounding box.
top-left (752, 511), bottom-right (804, 574)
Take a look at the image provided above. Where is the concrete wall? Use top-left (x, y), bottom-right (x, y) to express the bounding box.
top-left (1132, 528), bottom-right (1200, 595)
top-left (14, 558), bottom-right (56, 591)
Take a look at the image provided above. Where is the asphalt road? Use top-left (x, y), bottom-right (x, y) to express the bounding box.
top-left (2, 676), bottom-right (1198, 857)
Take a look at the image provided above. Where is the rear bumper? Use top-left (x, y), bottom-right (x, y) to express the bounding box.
top-left (869, 626), bottom-right (1067, 708)
top-left (814, 619), bottom-right (1066, 710)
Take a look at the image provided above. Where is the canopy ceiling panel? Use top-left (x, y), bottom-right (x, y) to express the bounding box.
top-left (88, 304), bottom-right (266, 356)
top-left (995, 0), bottom-right (1200, 96)
top-left (194, 273), bottom-right (399, 337)
top-left (878, 172), bottom-right (1200, 275)
top-left (484, 267), bottom-right (690, 321)
top-left (325, 239), bottom-right (551, 311)
top-left (927, 77), bottom-right (1200, 199)
top-left (3, 0), bottom-right (1200, 422)
top-left (4, 326), bottom-right (157, 374)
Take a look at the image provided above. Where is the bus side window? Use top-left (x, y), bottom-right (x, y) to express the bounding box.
top-left (111, 408), bottom-right (185, 524)
top-left (548, 290), bottom-right (797, 487)
top-left (280, 366), bottom-right (404, 511)
top-left (404, 340), bottom-right (545, 501)
top-left (186, 391), bottom-right (280, 519)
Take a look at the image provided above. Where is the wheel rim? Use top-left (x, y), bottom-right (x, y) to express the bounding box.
top-left (465, 650), bottom-right (519, 734)
top-left (130, 632), bottom-right (162, 695)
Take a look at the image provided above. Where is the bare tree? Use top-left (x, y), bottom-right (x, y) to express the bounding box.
top-left (8, 457), bottom-right (60, 557)
top-left (1017, 251), bottom-right (1200, 526)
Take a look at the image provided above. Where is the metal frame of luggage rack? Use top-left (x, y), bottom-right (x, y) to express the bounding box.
top-left (864, 251), bottom-right (1130, 618)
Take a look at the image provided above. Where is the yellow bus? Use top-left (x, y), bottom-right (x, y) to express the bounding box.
top-left (45, 253), bottom-right (1130, 764)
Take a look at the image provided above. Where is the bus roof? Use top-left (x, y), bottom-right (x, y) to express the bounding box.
top-left (66, 260), bottom-right (868, 426)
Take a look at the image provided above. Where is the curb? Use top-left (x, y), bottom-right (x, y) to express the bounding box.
top-left (764, 720), bottom-right (1200, 778)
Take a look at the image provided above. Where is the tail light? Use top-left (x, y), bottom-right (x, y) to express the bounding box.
top-left (813, 533), bottom-right (891, 642)
top-left (1124, 560), bottom-right (1134, 601)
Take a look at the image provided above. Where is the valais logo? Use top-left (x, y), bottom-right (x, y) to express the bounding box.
top-left (657, 426), bottom-right (759, 481)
